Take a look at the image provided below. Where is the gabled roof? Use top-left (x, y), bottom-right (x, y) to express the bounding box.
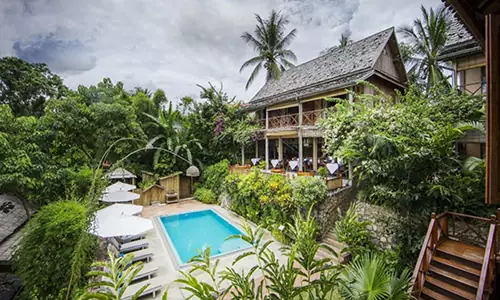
top-left (246, 27), bottom-right (401, 110)
top-left (438, 14), bottom-right (482, 61)
top-left (107, 167), bottom-right (137, 179)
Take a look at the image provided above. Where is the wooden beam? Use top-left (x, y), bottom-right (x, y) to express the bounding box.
top-left (485, 14), bottom-right (500, 204)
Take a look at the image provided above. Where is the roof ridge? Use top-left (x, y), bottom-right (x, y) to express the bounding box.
top-left (279, 27), bottom-right (395, 73)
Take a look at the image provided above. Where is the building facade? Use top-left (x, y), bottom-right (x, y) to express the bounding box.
top-left (243, 27), bottom-right (407, 172)
top-left (438, 17), bottom-right (486, 158)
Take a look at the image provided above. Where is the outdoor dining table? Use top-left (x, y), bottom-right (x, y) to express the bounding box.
top-left (271, 159), bottom-right (280, 168)
top-left (251, 158), bottom-right (261, 166)
top-left (326, 163), bottom-right (339, 175)
top-left (288, 160), bottom-right (298, 170)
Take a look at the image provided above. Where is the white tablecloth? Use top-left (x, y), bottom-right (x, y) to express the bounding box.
top-left (326, 163), bottom-right (339, 175)
top-left (289, 160), bottom-right (298, 170)
top-left (271, 159), bottom-right (280, 168)
top-left (251, 158), bottom-right (261, 165)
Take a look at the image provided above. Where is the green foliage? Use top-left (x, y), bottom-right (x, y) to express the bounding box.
top-left (80, 251), bottom-right (152, 300)
top-left (0, 56), bottom-right (66, 117)
top-left (339, 253), bottom-right (412, 300)
top-left (335, 204), bottom-right (374, 257)
top-left (320, 85), bottom-right (484, 214)
top-left (317, 166), bottom-right (329, 179)
top-left (227, 170), bottom-right (293, 227)
top-left (240, 10), bottom-right (297, 90)
top-left (194, 187), bottom-right (218, 204)
top-left (199, 159), bottom-right (230, 197)
top-left (13, 201), bottom-right (97, 299)
top-left (291, 176), bottom-right (327, 208)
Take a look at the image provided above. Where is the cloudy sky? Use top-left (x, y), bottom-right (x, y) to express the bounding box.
top-left (1, 0), bottom-right (437, 104)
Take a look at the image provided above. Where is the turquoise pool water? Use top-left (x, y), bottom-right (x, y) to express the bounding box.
top-left (159, 209), bottom-right (250, 264)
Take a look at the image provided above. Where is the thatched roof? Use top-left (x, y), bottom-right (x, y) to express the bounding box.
top-left (107, 167), bottom-right (137, 179)
top-left (245, 27), bottom-right (400, 111)
top-left (438, 15), bottom-right (482, 61)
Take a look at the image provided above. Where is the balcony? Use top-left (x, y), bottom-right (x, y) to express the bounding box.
top-left (265, 109), bottom-right (324, 129)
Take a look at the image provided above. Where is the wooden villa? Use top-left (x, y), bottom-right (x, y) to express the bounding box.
top-left (242, 27), bottom-right (407, 173)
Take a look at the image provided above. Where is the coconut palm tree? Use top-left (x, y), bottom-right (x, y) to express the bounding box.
top-left (338, 31), bottom-right (353, 48)
top-left (399, 5), bottom-right (451, 89)
top-left (240, 10), bottom-right (298, 90)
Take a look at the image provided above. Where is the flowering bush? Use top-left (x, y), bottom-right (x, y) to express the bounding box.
top-left (291, 176), bottom-right (327, 208)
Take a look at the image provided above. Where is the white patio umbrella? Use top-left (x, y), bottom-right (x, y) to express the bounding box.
top-left (91, 215), bottom-right (153, 238)
top-left (99, 190), bottom-right (140, 203)
top-left (96, 203), bottom-right (143, 219)
top-left (104, 181), bottom-right (136, 193)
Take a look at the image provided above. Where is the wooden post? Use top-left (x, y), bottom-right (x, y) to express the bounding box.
top-left (241, 144), bottom-right (245, 166)
top-left (298, 102), bottom-right (303, 171)
top-left (486, 14), bottom-right (500, 204)
top-left (278, 138), bottom-right (283, 162)
top-left (312, 137), bottom-right (318, 171)
top-left (265, 136), bottom-right (269, 170)
top-left (255, 140), bottom-right (258, 158)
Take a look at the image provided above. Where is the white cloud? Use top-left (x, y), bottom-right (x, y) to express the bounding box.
top-left (0, 0), bottom-right (439, 104)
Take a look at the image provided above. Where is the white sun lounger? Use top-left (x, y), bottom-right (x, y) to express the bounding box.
top-left (129, 248), bottom-right (154, 263)
top-left (134, 263), bottom-right (158, 281)
top-left (120, 233), bottom-right (146, 243)
top-left (121, 277), bottom-right (164, 300)
top-left (109, 243), bottom-right (154, 263)
top-left (110, 237), bottom-right (149, 253)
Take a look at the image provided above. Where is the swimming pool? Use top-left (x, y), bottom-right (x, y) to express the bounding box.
top-left (158, 209), bottom-right (250, 265)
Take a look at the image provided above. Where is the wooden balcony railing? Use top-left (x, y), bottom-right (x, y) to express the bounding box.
top-left (268, 113), bottom-right (299, 129)
top-left (302, 109), bottom-right (323, 126)
top-left (266, 109), bottom-right (324, 129)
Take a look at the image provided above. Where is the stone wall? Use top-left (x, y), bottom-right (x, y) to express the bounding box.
top-left (312, 185), bottom-right (357, 238)
top-left (354, 202), bottom-right (401, 250)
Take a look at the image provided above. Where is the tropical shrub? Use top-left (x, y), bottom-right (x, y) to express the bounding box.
top-left (13, 201), bottom-right (97, 299)
top-left (339, 253), bottom-right (412, 300)
top-left (291, 176), bottom-right (327, 209)
top-left (227, 170), bottom-right (293, 227)
top-left (198, 159), bottom-right (230, 197)
top-left (335, 204), bottom-right (374, 257)
top-left (194, 187), bottom-right (217, 204)
top-left (317, 166), bottom-right (329, 179)
top-left (320, 84), bottom-right (484, 214)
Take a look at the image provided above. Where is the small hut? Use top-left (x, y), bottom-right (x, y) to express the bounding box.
top-left (141, 171), bottom-right (155, 183)
top-left (135, 185), bottom-right (166, 206)
top-left (107, 168), bottom-right (137, 185)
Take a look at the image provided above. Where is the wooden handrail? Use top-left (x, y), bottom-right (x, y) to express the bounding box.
top-left (476, 221), bottom-right (496, 299)
top-left (446, 212), bottom-right (491, 223)
top-left (411, 215), bottom-right (437, 296)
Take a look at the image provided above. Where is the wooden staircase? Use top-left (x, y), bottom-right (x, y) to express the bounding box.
top-left (411, 212), bottom-right (498, 300)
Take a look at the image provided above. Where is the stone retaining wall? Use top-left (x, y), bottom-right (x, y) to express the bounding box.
top-left (354, 202), bottom-right (401, 250)
top-left (312, 185), bottom-right (357, 239)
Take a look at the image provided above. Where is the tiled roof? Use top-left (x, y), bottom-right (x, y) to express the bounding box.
top-left (247, 27), bottom-right (395, 110)
top-left (438, 15), bottom-right (482, 60)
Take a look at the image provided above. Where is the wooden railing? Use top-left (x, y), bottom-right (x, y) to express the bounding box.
top-left (477, 219), bottom-right (496, 299)
top-left (268, 113), bottom-right (299, 128)
top-left (302, 109), bottom-right (323, 126)
top-left (411, 212), bottom-right (444, 298)
top-left (411, 211), bottom-right (497, 299)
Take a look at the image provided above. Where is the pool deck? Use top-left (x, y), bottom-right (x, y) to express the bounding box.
top-left (139, 200), bottom-right (286, 299)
